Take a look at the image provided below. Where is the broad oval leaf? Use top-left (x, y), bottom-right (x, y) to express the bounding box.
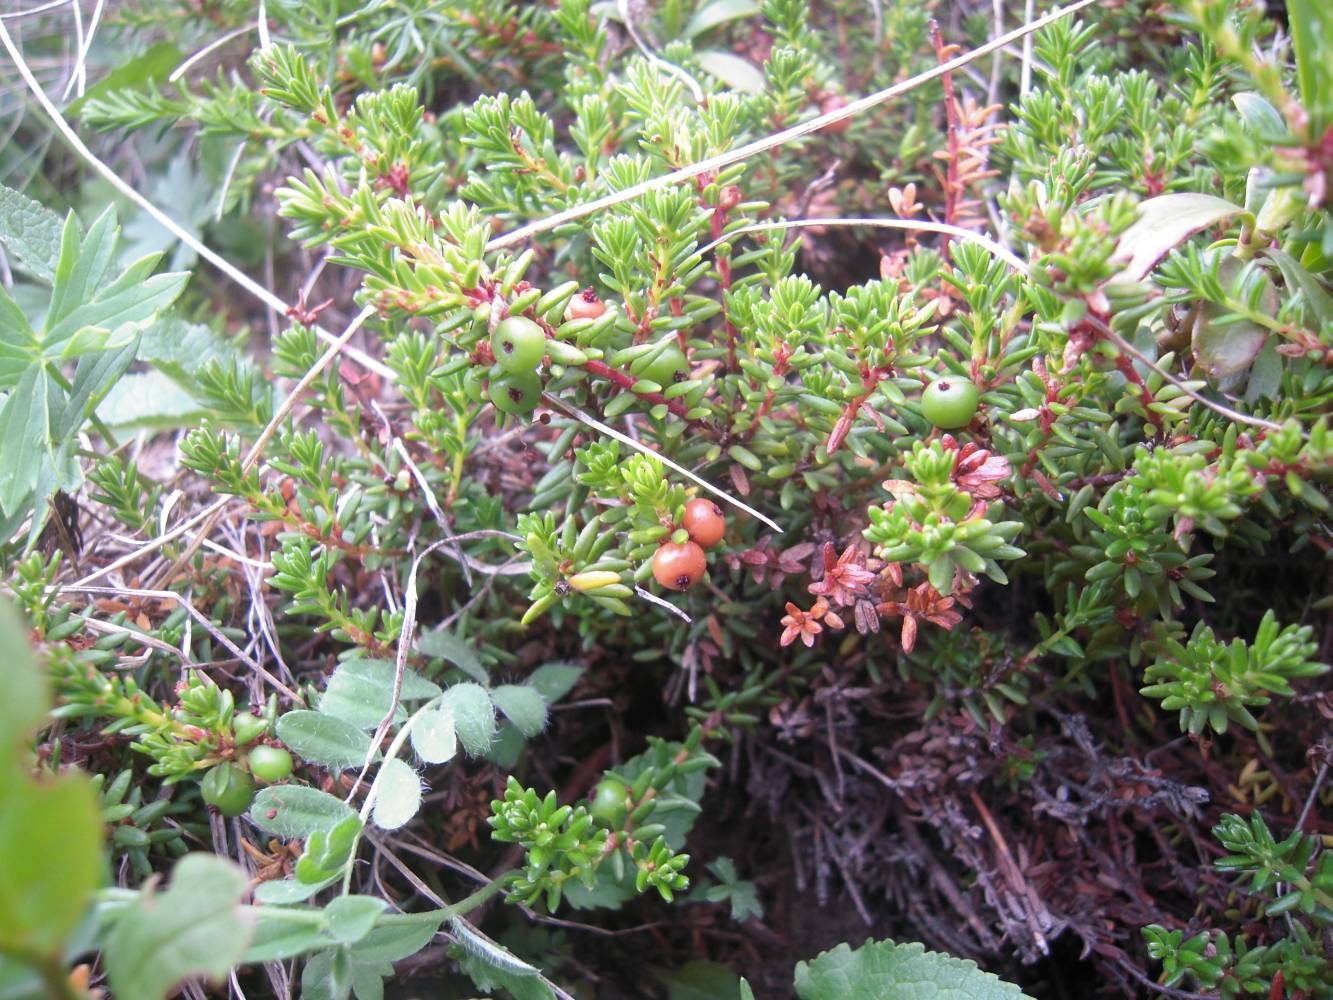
top-left (349, 920), bottom-right (441, 964)
top-left (319, 659), bottom-right (442, 729)
top-left (416, 627), bottom-right (488, 684)
top-left (695, 50), bottom-right (764, 94)
top-left (252, 875), bottom-right (338, 906)
top-left (1112, 193), bottom-right (1246, 282)
top-left (242, 914), bottom-right (326, 961)
top-left (491, 684), bottom-right (548, 738)
top-left (410, 706), bottom-right (457, 764)
top-left (249, 785), bottom-right (357, 839)
top-left (277, 710), bottom-right (377, 771)
top-left (439, 682), bottom-right (495, 757)
top-left (371, 758), bottom-right (421, 830)
top-left (105, 854), bottom-right (253, 1000)
top-left (684, 0), bottom-right (758, 39)
top-left (525, 662), bottom-right (584, 704)
top-left (324, 895), bottom-right (386, 945)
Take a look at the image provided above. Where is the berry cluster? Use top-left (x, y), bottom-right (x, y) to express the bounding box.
top-left (651, 498), bottom-right (727, 592)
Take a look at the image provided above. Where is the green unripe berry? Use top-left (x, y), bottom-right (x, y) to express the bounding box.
top-left (488, 370), bottom-right (543, 415)
top-left (637, 343), bottom-right (687, 387)
top-left (462, 367), bottom-right (488, 403)
top-left (491, 316), bottom-right (546, 373)
top-left (201, 762), bottom-right (256, 817)
top-left (921, 378), bottom-right (979, 429)
top-left (589, 777), bottom-right (630, 828)
top-left (247, 745), bottom-right (294, 784)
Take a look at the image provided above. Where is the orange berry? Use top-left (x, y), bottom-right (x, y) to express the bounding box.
top-left (652, 541), bottom-right (706, 591)
top-left (565, 288), bottom-right (607, 321)
top-left (681, 498), bottom-right (726, 548)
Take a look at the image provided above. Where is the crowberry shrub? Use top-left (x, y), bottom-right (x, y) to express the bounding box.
top-left (0, 0), bottom-right (1329, 997)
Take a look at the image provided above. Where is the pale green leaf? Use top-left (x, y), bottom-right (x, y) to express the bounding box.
top-left (0, 767), bottom-right (102, 954)
top-left (0, 366), bottom-right (52, 517)
top-left (277, 710), bottom-right (377, 771)
top-left (301, 948), bottom-right (353, 1000)
top-left (348, 920), bottom-right (440, 963)
top-left (318, 660), bottom-right (442, 729)
top-left (651, 961), bottom-right (741, 1000)
top-left (438, 682), bottom-right (495, 756)
top-left (324, 896), bottom-right (387, 946)
top-left (683, 0), bottom-right (758, 39)
top-left (793, 939), bottom-right (1035, 1000)
top-left (105, 854), bottom-right (253, 1000)
top-left (0, 598), bottom-right (46, 756)
top-left (491, 684), bottom-right (548, 738)
top-left (525, 662), bottom-right (584, 703)
top-left (695, 50), bottom-right (764, 93)
top-left (416, 627), bottom-right (487, 683)
top-left (1232, 93), bottom-right (1285, 137)
top-left (248, 785), bottom-right (358, 839)
top-left (251, 876), bottom-right (338, 906)
top-left (0, 183), bottom-right (63, 283)
top-left (95, 369), bottom-right (204, 431)
top-left (46, 208), bottom-right (117, 335)
top-left (241, 914), bottom-right (326, 962)
top-left (1113, 193), bottom-right (1246, 281)
top-left (371, 758), bottom-right (421, 831)
top-left (0, 284), bottom-right (38, 389)
top-left (409, 706), bottom-right (456, 764)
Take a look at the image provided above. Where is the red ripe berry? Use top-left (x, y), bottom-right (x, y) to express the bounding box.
top-left (819, 93), bottom-right (851, 134)
top-left (566, 288), bottom-right (607, 321)
top-left (652, 541), bottom-right (706, 591)
top-left (681, 498), bottom-right (726, 548)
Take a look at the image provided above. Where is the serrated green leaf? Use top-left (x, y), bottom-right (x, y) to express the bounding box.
top-left (793, 939), bottom-right (1035, 1000)
top-left (0, 183), bottom-right (63, 283)
top-left (370, 758), bottom-right (421, 831)
top-left (277, 710), bottom-right (377, 771)
top-left (104, 854), bottom-right (253, 1000)
top-left (490, 684), bottom-right (548, 738)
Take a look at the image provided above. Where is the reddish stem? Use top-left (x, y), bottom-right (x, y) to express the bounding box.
top-left (1113, 353), bottom-right (1165, 436)
top-left (930, 21), bottom-right (962, 235)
